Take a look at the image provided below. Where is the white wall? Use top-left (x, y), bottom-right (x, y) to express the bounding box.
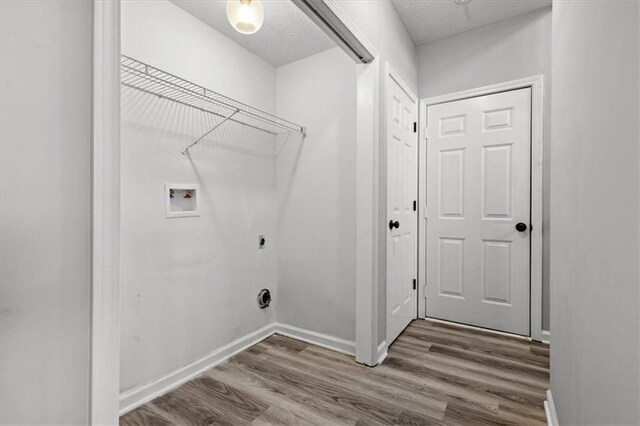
top-left (0, 1), bottom-right (92, 424)
top-left (120, 0), bottom-right (277, 393)
top-left (550, 1), bottom-right (640, 424)
top-left (337, 0), bottom-right (417, 94)
top-left (275, 47), bottom-right (357, 342)
top-left (418, 8), bottom-right (552, 331)
top-left (122, 0), bottom-right (274, 113)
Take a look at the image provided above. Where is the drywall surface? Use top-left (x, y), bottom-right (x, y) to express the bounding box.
top-left (120, 0), bottom-right (277, 394)
top-left (417, 7), bottom-right (550, 99)
top-left (276, 47), bottom-right (358, 342)
top-left (336, 0), bottom-right (418, 346)
top-left (337, 0), bottom-right (417, 94)
top-left (418, 8), bottom-right (552, 331)
top-left (550, 1), bottom-right (640, 424)
top-left (0, 1), bottom-right (92, 423)
top-left (122, 0), bottom-right (275, 113)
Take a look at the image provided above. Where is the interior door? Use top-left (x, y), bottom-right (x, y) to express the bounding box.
top-left (425, 88), bottom-right (531, 336)
top-left (386, 71), bottom-right (418, 345)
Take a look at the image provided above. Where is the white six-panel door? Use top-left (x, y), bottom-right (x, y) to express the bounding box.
top-left (386, 71), bottom-right (418, 345)
top-left (425, 88), bottom-right (531, 336)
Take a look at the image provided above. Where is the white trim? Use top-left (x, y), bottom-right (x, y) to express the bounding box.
top-left (91, 1), bottom-right (121, 424)
top-left (421, 76), bottom-right (543, 106)
top-left (544, 389), bottom-right (559, 426)
top-left (119, 323), bottom-right (356, 415)
top-left (419, 75), bottom-right (545, 341)
top-left (417, 103), bottom-right (427, 319)
top-left (119, 324), bottom-right (277, 415)
top-left (275, 323), bottom-right (356, 356)
top-left (529, 76), bottom-right (545, 342)
top-left (541, 330), bottom-right (551, 344)
top-left (376, 341), bottom-right (388, 365)
top-left (355, 57), bottom-right (382, 366)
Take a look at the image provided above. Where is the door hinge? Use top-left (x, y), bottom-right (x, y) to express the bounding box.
top-left (413, 122), bottom-right (417, 133)
top-left (422, 284), bottom-right (427, 296)
top-left (412, 279), bottom-right (417, 290)
top-left (413, 200), bottom-right (417, 211)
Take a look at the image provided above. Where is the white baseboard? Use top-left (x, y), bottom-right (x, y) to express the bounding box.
top-left (541, 330), bottom-right (551, 344)
top-left (119, 323), bottom-right (276, 415)
top-left (376, 340), bottom-right (388, 365)
top-left (274, 323), bottom-right (356, 356)
top-left (544, 389), bottom-right (559, 426)
top-left (119, 322), bottom-right (356, 416)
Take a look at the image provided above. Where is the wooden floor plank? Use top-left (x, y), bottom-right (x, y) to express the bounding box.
top-left (206, 365), bottom-right (343, 426)
top-left (261, 342), bottom-right (448, 419)
top-left (389, 344), bottom-right (549, 391)
top-left (233, 349), bottom-right (406, 425)
top-left (403, 326), bottom-right (550, 368)
top-left (213, 361), bottom-right (358, 425)
top-left (223, 356), bottom-right (362, 425)
top-left (427, 343), bottom-right (549, 377)
top-left (251, 406), bottom-right (316, 426)
top-left (119, 403), bottom-right (175, 426)
top-left (120, 320), bottom-right (549, 425)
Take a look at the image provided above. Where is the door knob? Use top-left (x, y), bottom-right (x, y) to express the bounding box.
top-left (515, 222), bottom-right (528, 232)
top-left (389, 220), bottom-right (400, 230)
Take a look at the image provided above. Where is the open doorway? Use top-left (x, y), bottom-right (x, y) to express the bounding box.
top-left (91, 0), bottom-right (380, 422)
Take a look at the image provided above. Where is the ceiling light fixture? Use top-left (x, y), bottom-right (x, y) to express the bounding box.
top-left (226, 0), bottom-right (264, 35)
top-left (454, 0), bottom-right (469, 4)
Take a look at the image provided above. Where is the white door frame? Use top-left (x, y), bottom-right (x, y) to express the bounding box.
top-left (91, 0), bottom-right (121, 424)
top-left (354, 55), bottom-right (383, 366)
top-left (318, 1), bottom-right (389, 367)
top-left (418, 76), bottom-right (545, 341)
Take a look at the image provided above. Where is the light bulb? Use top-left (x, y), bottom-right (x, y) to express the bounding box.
top-left (226, 0), bottom-right (264, 35)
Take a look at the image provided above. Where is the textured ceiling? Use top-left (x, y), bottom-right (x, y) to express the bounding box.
top-left (171, 0), bottom-right (335, 67)
top-left (390, 0), bottom-right (552, 46)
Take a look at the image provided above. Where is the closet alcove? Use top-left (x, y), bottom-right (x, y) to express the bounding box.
top-left (119, 0), bottom-right (358, 410)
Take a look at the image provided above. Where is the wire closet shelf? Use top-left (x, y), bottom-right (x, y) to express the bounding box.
top-left (121, 55), bottom-right (306, 154)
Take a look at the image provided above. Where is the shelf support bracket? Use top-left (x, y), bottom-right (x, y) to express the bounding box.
top-left (181, 109), bottom-right (240, 155)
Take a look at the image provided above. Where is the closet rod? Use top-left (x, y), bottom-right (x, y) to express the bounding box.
top-left (120, 55), bottom-right (307, 144)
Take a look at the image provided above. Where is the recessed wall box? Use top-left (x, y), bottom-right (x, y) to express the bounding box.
top-left (165, 184), bottom-right (200, 218)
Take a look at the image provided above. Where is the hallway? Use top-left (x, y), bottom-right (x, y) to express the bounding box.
top-left (120, 320), bottom-right (549, 425)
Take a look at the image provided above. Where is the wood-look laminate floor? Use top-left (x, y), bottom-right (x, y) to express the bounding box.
top-left (120, 320), bottom-right (550, 425)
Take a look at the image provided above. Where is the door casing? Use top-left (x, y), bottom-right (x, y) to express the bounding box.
top-left (418, 76), bottom-right (545, 341)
